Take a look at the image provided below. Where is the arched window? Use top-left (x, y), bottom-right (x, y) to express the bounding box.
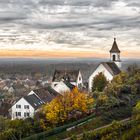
top-left (113, 55), bottom-right (116, 61)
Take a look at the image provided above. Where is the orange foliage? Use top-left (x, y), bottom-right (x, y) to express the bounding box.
top-left (42, 87), bottom-right (94, 124)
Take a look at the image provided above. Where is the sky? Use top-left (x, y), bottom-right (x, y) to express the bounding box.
top-left (0, 0), bottom-right (140, 58)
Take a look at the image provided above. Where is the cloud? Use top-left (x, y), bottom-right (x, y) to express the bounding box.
top-left (0, 0), bottom-right (139, 57)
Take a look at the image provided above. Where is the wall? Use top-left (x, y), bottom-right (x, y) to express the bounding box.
top-left (11, 98), bottom-right (35, 120)
top-left (110, 53), bottom-right (120, 61)
top-left (88, 64), bottom-right (113, 91)
top-left (52, 81), bottom-right (70, 95)
top-left (76, 71), bottom-right (83, 88)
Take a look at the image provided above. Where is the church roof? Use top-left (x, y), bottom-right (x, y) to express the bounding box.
top-left (110, 38), bottom-right (120, 53)
top-left (101, 62), bottom-right (121, 76)
top-left (52, 69), bottom-right (80, 82)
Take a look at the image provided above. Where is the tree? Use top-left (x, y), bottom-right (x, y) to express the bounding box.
top-left (97, 93), bottom-right (108, 106)
top-left (92, 72), bottom-right (108, 92)
top-left (0, 116), bottom-right (6, 131)
top-left (133, 101), bottom-right (140, 120)
top-left (42, 88), bottom-right (94, 125)
top-left (112, 72), bottom-right (128, 85)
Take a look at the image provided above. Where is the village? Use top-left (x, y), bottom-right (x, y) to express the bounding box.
top-left (0, 38), bottom-right (122, 120)
top-left (0, 38), bottom-right (139, 140)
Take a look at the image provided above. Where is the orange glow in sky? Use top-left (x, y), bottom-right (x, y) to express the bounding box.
top-left (0, 50), bottom-right (139, 59)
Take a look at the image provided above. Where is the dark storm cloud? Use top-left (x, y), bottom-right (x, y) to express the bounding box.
top-left (126, 0), bottom-right (140, 7)
top-left (0, 12), bottom-right (27, 22)
top-left (38, 0), bottom-right (119, 7)
top-left (0, 0), bottom-right (139, 30)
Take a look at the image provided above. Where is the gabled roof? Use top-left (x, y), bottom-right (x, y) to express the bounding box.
top-left (101, 62), bottom-right (121, 76)
top-left (33, 87), bottom-right (60, 103)
top-left (24, 94), bottom-right (44, 110)
top-left (110, 38), bottom-right (120, 53)
top-left (11, 87), bottom-right (60, 110)
top-left (47, 86), bottom-right (61, 96)
top-left (52, 69), bottom-right (80, 82)
top-left (63, 81), bottom-right (76, 90)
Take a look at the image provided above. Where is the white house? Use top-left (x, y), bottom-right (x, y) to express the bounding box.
top-left (51, 69), bottom-right (83, 88)
top-left (10, 94), bottom-right (44, 120)
top-left (51, 80), bottom-right (75, 95)
top-left (52, 81), bottom-right (70, 94)
top-left (88, 38), bottom-right (121, 91)
top-left (10, 86), bottom-right (61, 120)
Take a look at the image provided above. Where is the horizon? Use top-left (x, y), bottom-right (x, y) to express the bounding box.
top-left (0, 56), bottom-right (140, 61)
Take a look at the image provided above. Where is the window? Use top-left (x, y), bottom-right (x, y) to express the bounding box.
top-left (24, 112), bottom-right (30, 117)
top-left (113, 55), bottom-right (116, 61)
top-left (16, 105), bottom-right (21, 108)
top-left (79, 77), bottom-right (81, 81)
top-left (16, 112), bottom-right (21, 116)
top-left (54, 84), bottom-right (57, 86)
top-left (24, 105), bottom-right (29, 109)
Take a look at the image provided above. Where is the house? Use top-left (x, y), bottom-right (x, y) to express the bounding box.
top-left (51, 69), bottom-right (83, 88)
top-left (10, 86), bottom-right (60, 120)
top-left (51, 80), bottom-right (75, 95)
top-left (10, 80), bottom-right (76, 120)
top-left (10, 94), bottom-right (44, 120)
top-left (88, 38), bottom-right (121, 91)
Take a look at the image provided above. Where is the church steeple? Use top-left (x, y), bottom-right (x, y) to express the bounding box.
top-left (110, 38), bottom-right (121, 68)
top-left (110, 38), bottom-right (120, 53)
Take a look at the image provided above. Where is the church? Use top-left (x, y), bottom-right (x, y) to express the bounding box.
top-left (88, 38), bottom-right (121, 91)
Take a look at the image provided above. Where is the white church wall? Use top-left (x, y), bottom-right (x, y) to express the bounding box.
top-left (110, 53), bottom-right (120, 61)
top-left (88, 64), bottom-right (113, 91)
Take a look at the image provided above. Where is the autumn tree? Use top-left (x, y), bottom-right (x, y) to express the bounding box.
top-left (42, 88), bottom-right (94, 125)
top-left (92, 72), bottom-right (108, 92)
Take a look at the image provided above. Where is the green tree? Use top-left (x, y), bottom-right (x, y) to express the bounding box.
top-left (133, 101), bottom-right (140, 120)
top-left (0, 116), bottom-right (6, 131)
top-left (92, 72), bottom-right (108, 92)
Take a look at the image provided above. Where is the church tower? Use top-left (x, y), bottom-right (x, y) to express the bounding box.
top-left (110, 38), bottom-right (121, 68)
